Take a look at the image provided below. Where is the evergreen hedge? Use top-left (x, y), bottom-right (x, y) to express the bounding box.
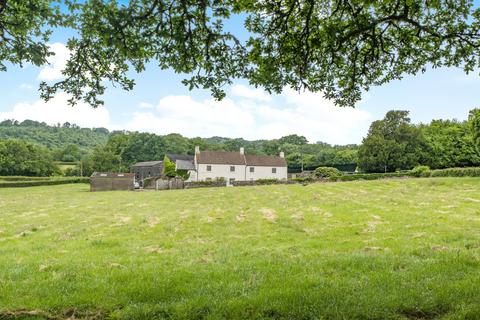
top-left (0, 177), bottom-right (90, 188)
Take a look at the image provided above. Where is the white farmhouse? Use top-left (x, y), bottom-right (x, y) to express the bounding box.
top-left (190, 146), bottom-right (287, 183)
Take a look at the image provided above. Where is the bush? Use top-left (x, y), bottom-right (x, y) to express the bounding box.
top-left (256, 178), bottom-right (279, 185)
top-left (292, 176), bottom-right (316, 183)
top-left (0, 177), bottom-right (90, 188)
top-left (411, 165), bottom-right (431, 177)
top-left (0, 176), bottom-right (52, 181)
top-left (314, 167), bottom-right (342, 178)
top-left (430, 167), bottom-right (480, 177)
top-left (329, 172), bottom-right (412, 182)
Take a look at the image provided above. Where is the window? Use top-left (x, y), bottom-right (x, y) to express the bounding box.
top-left (249, 167), bottom-right (255, 173)
top-left (207, 165), bottom-right (212, 172)
top-left (230, 166), bottom-right (235, 172)
top-left (272, 168), bottom-right (277, 174)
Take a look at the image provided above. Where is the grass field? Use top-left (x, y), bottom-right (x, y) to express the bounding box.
top-left (0, 178), bottom-right (479, 319)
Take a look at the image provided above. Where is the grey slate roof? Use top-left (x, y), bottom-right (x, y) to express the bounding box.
top-left (176, 159), bottom-right (196, 170)
top-left (166, 154), bottom-right (194, 162)
top-left (131, 161), bottom-right (163, 167)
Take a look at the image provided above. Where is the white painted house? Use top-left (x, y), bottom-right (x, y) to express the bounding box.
top-left (189, 146), bottom-right (287, 183)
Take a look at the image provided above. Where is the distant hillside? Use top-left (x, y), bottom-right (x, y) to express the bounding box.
top-left (0, 120), bottom-right (110, 150)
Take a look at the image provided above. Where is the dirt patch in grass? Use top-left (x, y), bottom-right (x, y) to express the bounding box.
top-left (236, 214), bottom-right (246, 222)
top-left (398, 306), bottom-right (449, 319)
top-left (0, 308), bottom-right (106, 320)
top-left (147, 216), bottom-right (159, 227)
top-left (259, 208), bottom-right (277, 222)
top-left (363, 220), bottom-right (381, 233)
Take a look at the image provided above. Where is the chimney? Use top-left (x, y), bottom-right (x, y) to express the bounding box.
top-left (240, 147), bottom-right (245, 155)
top-left (279, 151), bottom-right (285, 158)
top-left (195, 146), bottom-right (200, 154)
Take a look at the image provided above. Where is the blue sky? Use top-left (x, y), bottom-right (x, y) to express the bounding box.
top-left (1, 9), bottom-right (479, 145)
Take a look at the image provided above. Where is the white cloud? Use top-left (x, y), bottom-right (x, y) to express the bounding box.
top-left (231, 84), bottom-right (272, 102)
top-left (125, 86), bottom-right (372, 144)
top-left (138, 102), bottom-right (154, 109)
top-left (37, 43), bottom-right (71, 81)
top-left (0, 92), bottom-right (112, 128)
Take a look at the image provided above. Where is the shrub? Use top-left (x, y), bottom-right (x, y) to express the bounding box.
top-left (411, 165), bottom-right (431, 177)
top-left (0, 177), bottom-right (90, 188)
top-left (256, 178), bottom-right (279, 185)
top-left (314, 167), bottom-right (342, 178)
top-left (143, 177), bottom-right (155, 188)
top-left (292, 176), bottom-right (316, 183)
top-left (329, 172), bottom-right (411, 182)
top-left (430, 167), bottom-right (480, 177)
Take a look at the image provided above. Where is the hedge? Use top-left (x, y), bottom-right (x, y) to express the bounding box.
top-left (326, 167), bottom-right (480, 182)
top-left (0, 176), bottom-right (53, 181)
top-left (328, 172), bottom-right (412, 182)
top-left (429, 167), bottom-right (480, 177)
top-left (184, 180), bottom-right (226, 189)
top-left (0, 177), bottom-right (90, 188)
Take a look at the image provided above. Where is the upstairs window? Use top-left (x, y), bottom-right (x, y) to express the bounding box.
top-left (249, 167), bottom-right (255, 173)
top-left (272, 168), bottom-right (277, 174)
top-left (230, 166), bottom-right (235, 172)
top-left (207, 165), bottom-right (212, 172)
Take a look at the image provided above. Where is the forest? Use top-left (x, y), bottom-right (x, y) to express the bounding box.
top-left (0, 108), bottom-right (479, 177)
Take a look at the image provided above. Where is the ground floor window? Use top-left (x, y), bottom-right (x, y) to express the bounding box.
top-left (272, 168), bottom-right (277, 173)
top-left (229, 178), bottom-right (235, 184)
top-left (250, 167), bottom-right (255, 173)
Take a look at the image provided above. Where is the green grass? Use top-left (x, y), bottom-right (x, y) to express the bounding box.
top-left (0, 178), bottom-right (479, 319)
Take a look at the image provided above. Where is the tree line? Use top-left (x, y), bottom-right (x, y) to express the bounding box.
top-left (0, 109), bottom-right (479, 177)
top-left (358, 109), bottom-right (480, 172)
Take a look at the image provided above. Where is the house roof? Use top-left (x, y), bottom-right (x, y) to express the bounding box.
top-left (245, 154), bottom-right (287, 167)
top-left (91, 172), bottom-right (135, 178)
top-left (131, 161), bottom-right (163, 167)
top-left (196, 151), bottom-right (246, 165)
top-left (176, 159), bottom-right (196, 170)
top-left (166, 154), bottom-right (194, 162)
top-left (196, 150), bottom-right (287, 167)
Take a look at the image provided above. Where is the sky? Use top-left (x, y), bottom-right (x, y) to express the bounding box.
top-left (1, 11), bottom-right (479, 145)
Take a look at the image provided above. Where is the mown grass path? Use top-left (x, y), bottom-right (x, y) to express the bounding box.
top-left (0, 178), bottom-right (479, 319)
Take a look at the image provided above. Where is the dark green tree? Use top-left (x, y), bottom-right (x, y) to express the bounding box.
top-left (421, 119), bottom-right (479, 169)
top-left (3, 1), bottom-right (480, 107)
top-left (279, 135), bottom-right (308, 146)
top-left (90, 147), bottom-right (122, 173)
top-left (358, 110), bottom-right (427, 172)
top-left (0, 139), bottom-right (59, 176)
top-left (469, 108), bottom-right (480, 152)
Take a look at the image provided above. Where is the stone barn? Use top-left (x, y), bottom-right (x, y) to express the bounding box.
top-left (131, 161), bottom-right (163, 185)
top-left (90, 172), bottom-right (135, 192)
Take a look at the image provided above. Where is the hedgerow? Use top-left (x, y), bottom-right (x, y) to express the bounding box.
top-left (0, 177), bottom-right (90, 188)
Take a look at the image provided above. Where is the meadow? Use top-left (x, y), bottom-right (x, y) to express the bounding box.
top-left (0, 178), bottom-right (479, 319)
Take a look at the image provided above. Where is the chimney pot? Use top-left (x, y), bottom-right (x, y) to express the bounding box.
top-left (240, 147), bottom-right (245, 155)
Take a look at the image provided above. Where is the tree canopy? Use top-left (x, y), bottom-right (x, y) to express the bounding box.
top-left (358, 110), bottom-right (427, 172)
top-left (2, 1), bottom-right (480, 107)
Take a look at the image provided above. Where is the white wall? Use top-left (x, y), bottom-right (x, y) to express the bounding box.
top-left (196, 164), bottom-right (246, 182)
top-left (246, 166), bottom-right (288, 181)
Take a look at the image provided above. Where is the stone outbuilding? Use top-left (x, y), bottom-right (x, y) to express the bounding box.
top-left (90, 172), bottom-right (135, 192)
top-left (131, 161), bottom-right (163, 183)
